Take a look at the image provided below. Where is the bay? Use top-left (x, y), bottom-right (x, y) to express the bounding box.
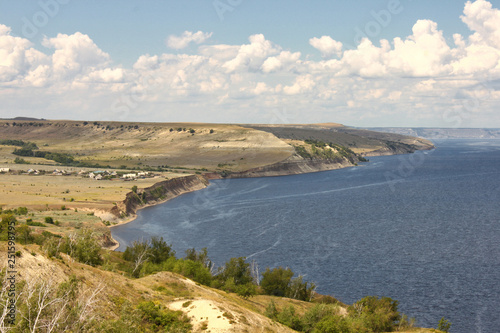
top-left (112, 139), bottom-right (500, 333)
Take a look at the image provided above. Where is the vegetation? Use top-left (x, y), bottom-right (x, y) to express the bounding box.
top-left (438, 317), bottom-right (451, 332)
top-left (264, 296), bottom-right (414, 333)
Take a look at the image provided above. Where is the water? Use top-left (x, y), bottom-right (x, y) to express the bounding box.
top-left (112, 139), bottom-right (500, 332)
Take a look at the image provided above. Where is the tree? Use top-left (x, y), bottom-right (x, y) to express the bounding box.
top-left (149, 236), bottom-right (174, 264)
top-left (131, 185), bottom-right (138, 193)
top-left (438, 317), bottom-right (451, 332)
top-left (261, 267), bottom-right (294, 297)
top-left (217, 257), bottom-right (252, 286)
top-left (123, 239), bottom-right (151, 277)
top-left (0, 214), bottom-right (16, 241)
top-left (185, 247), bottom-right (212, 270)
top-left (17, 224), bottom-right (33, 244)
top-left (287, 275), bottom-right (316, 302)
top-left (64, 228), bottom-right (103, 267)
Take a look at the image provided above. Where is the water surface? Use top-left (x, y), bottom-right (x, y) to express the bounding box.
top-left (112, 139), bottom-right (500, 332)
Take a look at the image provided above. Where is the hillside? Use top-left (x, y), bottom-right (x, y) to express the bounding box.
top-left (0, 120), bottom-right (433, 218)
top-left (0, 241), bottom-right (441, 333)
top-left (0, 120), bottom-right (442, 332)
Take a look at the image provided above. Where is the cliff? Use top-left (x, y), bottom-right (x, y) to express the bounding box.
top-left (113, 174), bottom-right (208, 218)
top-left (217, 154), bottom-right (357, 178)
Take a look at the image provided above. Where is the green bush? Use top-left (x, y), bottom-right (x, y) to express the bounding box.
top-left (0, 214), bottom-right (16, 241)
top-left (62, 228), bottom-right (103, 266)
top-left (137, 301), bottom-right (191, 332)
top-left (216, 257), bottom-right (253, 289)
top-left (236, 282), bottom-right (257, 299)
top-left (261, 266), bottom-right (294, 297)
top-left (44, 216), bottom-right (54, 224)
top-left (347, 296), bottom-right (401, 332)
top-left (438, 317), bottom-right (451, 332)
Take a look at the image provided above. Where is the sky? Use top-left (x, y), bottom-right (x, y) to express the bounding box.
top-left (0, 0), bottom-right (499, 127)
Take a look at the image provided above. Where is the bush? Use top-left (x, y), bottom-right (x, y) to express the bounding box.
top-left (44, 217), bottom-right (54, 224)
top-left (438, 317), bottom-right (451, 332)
top-left (137, 301), bottom-right (191, 332)
top-left (0, 214), bottom-right (16, 241)
top-left (277, 306), bottom-right (304, 331)
top-left (149, 236), bottom-right (175, 264)
top-left (236, 282), bottom-right (257, 299)
top-left (347, 296), bottom-right (401, 332)
top-left (16, 224), bottom-right (34, 244)
top-left (261, 266), bottom-right (294, 297)
top-left (171, 259), bottom-right (212, 286)
top-left (63, 228), bottom-right (103, 266)
top-left (287, 275), bottom-right (316, 302)
top-left (216, 257), bottom-right (253, 288)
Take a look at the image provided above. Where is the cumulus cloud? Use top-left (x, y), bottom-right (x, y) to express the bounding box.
top-left (166, 31), bottom-right (213, 49)
top-left (42, 32), bottom-right (110, 79)
top-left (309, 36), bottom-right (343, 58)
top-left (223, 34), bottom-right (281, 72)
top-left (1, 0), bottom-right (500, 127)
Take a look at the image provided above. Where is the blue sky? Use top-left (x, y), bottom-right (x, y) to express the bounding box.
top-left (0, 0), bottom-right (499, 127)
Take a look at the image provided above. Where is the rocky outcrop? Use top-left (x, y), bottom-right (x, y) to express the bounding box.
top-left (115, 175), bottom-right (209, 217)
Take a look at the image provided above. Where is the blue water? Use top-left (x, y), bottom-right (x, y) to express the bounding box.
top-left (112, 139), bottom-right (500, 332)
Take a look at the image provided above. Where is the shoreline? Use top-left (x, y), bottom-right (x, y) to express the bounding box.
top-left (106, 144), bottom-right (435, 251)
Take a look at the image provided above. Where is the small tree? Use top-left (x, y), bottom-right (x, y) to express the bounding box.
top-left (217, 257), bottom-right (253, 287)
top-left (149, 236), bottom-right (174, 264)
top-left (123, 239), bottom-right (151, 277)
top-left (131, 185), bottom-right (138, 193)
top-left (261, 267), bottom-right (294, 297)
top-left (64, 228), bottom-right (103, 266)
top-left (438, 317), bottom-right (451, 333)
top-left (16, 224), bottom-right (33, 244)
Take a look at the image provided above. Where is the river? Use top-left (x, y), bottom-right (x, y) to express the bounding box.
top-left (112, 139), bottom-right (500, 332)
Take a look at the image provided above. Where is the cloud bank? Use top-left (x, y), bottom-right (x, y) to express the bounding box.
top-left (0, 0), bottom-right (499, 127)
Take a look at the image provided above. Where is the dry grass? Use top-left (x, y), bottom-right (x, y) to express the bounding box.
top-left (0, 168), bottom-right (187, 211)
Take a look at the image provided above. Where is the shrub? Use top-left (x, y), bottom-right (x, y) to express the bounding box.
top-left (216, 257), bottom-right (253, 288)
top-left (16, 224), bottom-right (34, 244)
top-left (137, 301), bottom-right (191, 332)
top-left (265, 300), bottom-right (279, 320)
top-left (347, 296), bottom-right (400, 332)
top-left (44, 217), bottom-right (54, 224)
top-left (63, 228), bottom-right (103, 266)
top-left (149, 236), bottom-right (175, 264)
top-left (16, 207), bottom-right (28, 215)
top-left (438, 317), bottom-right (451, 333)
top-left (287, 275), bottom-right (316, 301)
top-left (261, 266), bottom-right (294, 297)
top-left (0, 214), bottom-right (16, 241)
top-left (236, 282), bottom-right (257, 299)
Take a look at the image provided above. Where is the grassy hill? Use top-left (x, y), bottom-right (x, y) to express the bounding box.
top-left (0, 120), bottom-right (442, 332)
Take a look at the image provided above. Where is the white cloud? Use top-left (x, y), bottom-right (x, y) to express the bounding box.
top-left (283, 74), bottom-right (315, 95)
top-left (42, 32), bottom-right (110, 79)
top-left (261, 51), bottom-right (301, 73)
top-left (223, 34), bottom-right (281, 72)
top-left (309, 36), bottom-right (343, 58)
top-left (1, 1), bottom-right (500, 127)
top-left (166, 31), bottom-right (213, 49)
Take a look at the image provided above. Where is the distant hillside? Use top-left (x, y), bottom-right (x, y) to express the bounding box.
top-left (246, 123), bottom-right (434, 156)
top-left (365, 127), bottom-right (500, 139)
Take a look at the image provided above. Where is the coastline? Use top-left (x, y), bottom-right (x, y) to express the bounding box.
top-left (106, 143), bottom-right (435, 251)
